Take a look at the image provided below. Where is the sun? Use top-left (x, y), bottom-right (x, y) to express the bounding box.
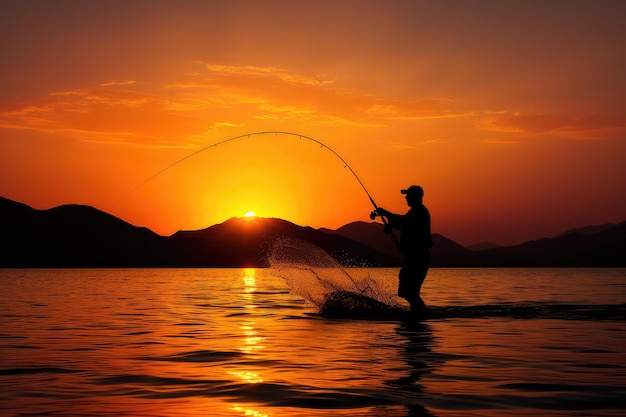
top-left (243, 211), bottom-right (257, 218)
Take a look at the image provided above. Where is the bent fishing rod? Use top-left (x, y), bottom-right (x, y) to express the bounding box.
top-left (123, 131), bottom-right (400, 248)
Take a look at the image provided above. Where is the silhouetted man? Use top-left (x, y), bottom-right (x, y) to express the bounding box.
top-left (374, 185), bottom-right (433, 315)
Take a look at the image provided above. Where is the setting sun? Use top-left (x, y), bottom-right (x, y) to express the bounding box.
top-left (0, 1), bottom-right (624, 248)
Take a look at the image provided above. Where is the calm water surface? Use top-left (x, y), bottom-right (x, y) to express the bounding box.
top-left (1, 268), bottom-right (625, 417)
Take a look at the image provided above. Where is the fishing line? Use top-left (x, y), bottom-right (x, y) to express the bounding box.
top-left (122, 131), bottom-right (400, 247)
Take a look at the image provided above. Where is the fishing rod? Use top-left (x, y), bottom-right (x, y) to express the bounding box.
top-left (123, 131), bottom-right (400, 248)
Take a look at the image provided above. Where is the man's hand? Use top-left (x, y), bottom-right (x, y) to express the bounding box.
top-left (376, 207), bottom-right (390, 217)
top-left (370, 208), bottom-right (389, 219)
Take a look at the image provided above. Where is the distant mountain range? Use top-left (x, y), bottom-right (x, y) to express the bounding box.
top-left (1, 196), bottom-right (624, 268)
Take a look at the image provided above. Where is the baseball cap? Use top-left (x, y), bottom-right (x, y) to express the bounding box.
top-left (401, 185), bottom-right (424, 197)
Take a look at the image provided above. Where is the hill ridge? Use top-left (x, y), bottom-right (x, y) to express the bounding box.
top-left (1, 196), bottom-right (624, 267)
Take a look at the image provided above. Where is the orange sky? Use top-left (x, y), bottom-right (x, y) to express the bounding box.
top-left (1, 0), bottom-right (625, 246)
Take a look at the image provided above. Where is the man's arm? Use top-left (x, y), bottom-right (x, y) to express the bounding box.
top-left (375, 208), bottom-right (405, 230)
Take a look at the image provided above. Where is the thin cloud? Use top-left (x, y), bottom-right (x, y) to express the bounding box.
top-left (485, 111), bottom-right (626, 139)
top-left (98, 80), bottom-right (137, 87)
top-left (482, 137), bottom-right (523, 144)
top-left (0, 85), bottom-right (194, 146)
top-left (214, 122), bottom-right (241, 127)
top-left (203, 64), bottom-right (335, 87)
top-left (0, 64), bottom-right (477, 148)
top-left (391, 138), bottom-right (448, 150)
top-left (177, 64), bottom-right (470, 124)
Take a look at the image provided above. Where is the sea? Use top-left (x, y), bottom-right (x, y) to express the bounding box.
top-left (1, 243), bottom-right (625, 417)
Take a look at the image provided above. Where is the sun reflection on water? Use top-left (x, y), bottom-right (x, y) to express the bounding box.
top-left (228, 370), bottom-right (264, 384)
top-left (230, 403), bottom-right (269, 417)
top-left (231, 269), bottom-right (265, 381)
top-left (239, 268), bottom-right (265, 356)
top-left (239, 320), bottom-right (264, 355)
top-left (243, 271), bottom-right (256, 295)
top-left (227, 269), bottom-right (268, 415)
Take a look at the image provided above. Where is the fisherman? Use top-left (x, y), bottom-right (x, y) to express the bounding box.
top-left (373, 185), bottom-right (433, 315)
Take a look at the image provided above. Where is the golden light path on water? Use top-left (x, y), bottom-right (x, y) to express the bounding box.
top-left (229, 268), bottom-right (268, 417)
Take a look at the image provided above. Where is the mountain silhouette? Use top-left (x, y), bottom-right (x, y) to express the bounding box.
top-left (321, 220), bottom-right (626, 267)
top-left (169, 217), bottom-right (399, 267)
top-left (466, 242), bottom-right (501, 251)
top-left (0, 197), bottom-right (169, 267)
top-left (0, 197), bottom-right (397, 267)
top-left (1, 196), bottom-right (624, 267)
top-left (473, 221), bottom-right (626, 267)
top-left (320, 221), bottom-right (476, 266)
top-left (553, 223), bottom-right (619, 238)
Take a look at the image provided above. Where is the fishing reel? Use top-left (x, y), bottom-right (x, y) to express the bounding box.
top-left (369, 209), bottom-right (378, 220)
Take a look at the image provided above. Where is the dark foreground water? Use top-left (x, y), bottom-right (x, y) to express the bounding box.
top-left (1, 267), bottom-right (625, 417)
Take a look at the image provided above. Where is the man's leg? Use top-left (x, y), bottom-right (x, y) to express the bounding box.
top-left (409, 261), bottom-right (429, 314)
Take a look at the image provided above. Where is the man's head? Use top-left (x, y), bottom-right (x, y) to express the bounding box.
top-left (401, 185), bottom-right (424, 207)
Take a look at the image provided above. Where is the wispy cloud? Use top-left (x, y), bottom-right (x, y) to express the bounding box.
top-left (13, 64), bottom-right (608, 150)
top-left (0, 85), bottom-right (193, 147)
top-left (98, 80), bottom-right (137, 87)
top-left (176, 64), bottom-right (471, 125)
top-left (484, 111), bottom-right (626, 140)
top-left (203, 64), bottom-right (335, 87)
top-left (1, 64), bottom-right (472, 147)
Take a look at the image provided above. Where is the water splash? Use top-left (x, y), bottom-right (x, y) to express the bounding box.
top-left (268, 237), bottom-right (406, 318)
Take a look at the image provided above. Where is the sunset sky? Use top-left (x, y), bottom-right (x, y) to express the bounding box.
top-left (1, 0), bottom-right (625, 246)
